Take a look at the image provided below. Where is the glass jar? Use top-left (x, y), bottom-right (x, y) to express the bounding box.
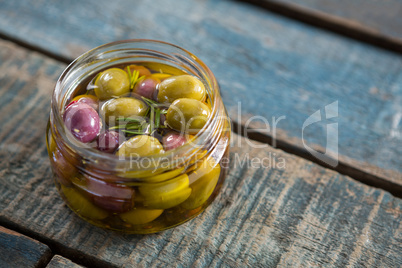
top-left (46, 40), bottom-right (231, 234)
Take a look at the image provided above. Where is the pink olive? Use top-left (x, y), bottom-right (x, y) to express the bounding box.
top-left (133, 77), bottom-right (159, 99)
top-left (162, 131), bottom-right (187, 151)
top-left (97, 130), bottom-right (124, 153)
top-left (63, 102), bottom-right (101, 143)
top-left (84, 175), bottom-right (135, 213)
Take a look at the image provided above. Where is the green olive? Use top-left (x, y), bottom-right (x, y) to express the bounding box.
top-left (120, 207), bottom-right (163, 225)
top-left (94, 68), bottom-right (130, 100)
top-left (101, 97), bottom-right (148, 125)
top-left (166, 98), bottom-right (211, 134)
top-left (181, 158), bottom-right (221, 210)
top-left (116, 135), bottom-right (164, 158)
top-left (61, 185), bottom-right (108, 220)
top-left (157, 75), bottom-right (206, 103)
top-left (139, 174), bottom-right (192, 209)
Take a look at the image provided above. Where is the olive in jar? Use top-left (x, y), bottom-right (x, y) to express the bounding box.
top-left (166, 98), bottom-right (211, 134)
top-left (157, 75), bottom-right (206, 103)
top-left (101, 97), bottom-right (148, 125)
top-left (94, 68), bottom-right (130, 100)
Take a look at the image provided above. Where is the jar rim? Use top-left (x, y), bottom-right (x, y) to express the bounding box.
top-left (51, 39), bottom-right (225, 172)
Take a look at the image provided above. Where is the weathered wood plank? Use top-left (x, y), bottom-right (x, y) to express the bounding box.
top-left (0, 226), bottom-right (52, 268)
top-left (0, 0), bottom-right (400, 189)
top-left (264, 0), bottom-right (402, 42)
top-left (46, 255), bottom-right (84, 268)
top-left (0, 39), bottom-right (400, 267)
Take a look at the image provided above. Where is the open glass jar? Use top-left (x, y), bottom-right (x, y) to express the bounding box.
top-left (46, 40), bottom-right (231, 233)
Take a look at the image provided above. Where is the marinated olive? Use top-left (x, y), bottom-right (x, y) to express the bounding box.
top-left (97, 130), bottom-right (124, 153)
top-left (79, 175), bottom-right (135, 213)
top-left (94, 68), bottom-right (130, 100)
top-left (162, 131), bottom-right (187, 151)
top-left (116, 135), bottom-right (164, 158)
top-left (157, 75), bottom-right (206, 103)
top-left (63, 102), bottom-right (101, 143)
top-left (129, 65), bottom-right (151, 77)
top-left (120, 207), bottom-right (163, 225)
top-left (133, 76), bottom-right (160, 99)
top-left (72, 94), bottom-right (99, 111)
top-left (61, 185), bottom-right (108, 220)
top-left (139, 174), bottom-right (192, 209)
top-left (101, 97), bottom-right (148, 125)
top-left (141, 167), bottom-right (185, 183)
top-left (181, 157), bottom-right (221, 210)
top-left (166, 98), bottom-right (211, 134)
top-left (150, 73), bottom-right (171, 81)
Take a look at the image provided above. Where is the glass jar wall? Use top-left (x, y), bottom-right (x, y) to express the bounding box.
top-left (46, 40), bottom-right (231, 233)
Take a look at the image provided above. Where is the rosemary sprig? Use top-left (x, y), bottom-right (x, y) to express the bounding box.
top-left (122, 130), bottom-right (145, 135)
top-left (109, 125), bottom-right (127, 130)
top-left (110, 116), bottom-right (147, 136)
top-left (126, 125), bottom-right (142, 130)
top-left (126, 66), bottom-right (132, 86)
top-left (126, 66), bottom-right (143, 90)
top-left (149, 105), bottom-right (155, 131)
top-left (155, 108), bottom-right (160, 129)
top-left (141, 96), bottom-right (159, 107)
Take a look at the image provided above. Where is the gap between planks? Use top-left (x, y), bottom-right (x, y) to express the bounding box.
top-left (232, 121), bottom-right (402, 198)
top-left (0, 30), bottom-right (399, 198)
top-left (0, 218), bottom-right (115, 268)
top-left (236, 0), bottom-right (402, 54)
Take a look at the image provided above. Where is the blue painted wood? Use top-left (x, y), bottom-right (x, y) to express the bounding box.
top-left (270, 0), bottom-right (402, 41)
top-left (0, 0), bottom-right (401, 186)
top-left (0, 39), bottom-right (401, 267)
top-left (0, 226), bottom-right (52, 268)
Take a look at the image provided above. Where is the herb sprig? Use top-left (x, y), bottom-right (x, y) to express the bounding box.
top-left (126, 66), bottom-right (146, 90)
top-left (141, 96), bottom-right (168, 130)
top-left (110, 117), bottom-right (148, 137)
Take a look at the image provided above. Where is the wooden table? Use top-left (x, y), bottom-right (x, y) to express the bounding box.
top-left (0, 0), bottom-right (401, 267)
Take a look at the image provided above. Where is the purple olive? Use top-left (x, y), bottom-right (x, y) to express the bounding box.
top-left (133, 76), bottom-right (160, 99)
top-left (97, 130), bottom-right (124, 153)
top-left (63, 102), bottom-right (101, 143)
top-left (84, 175), bottom-right (135, 213)
top-left (162, 131), bottom-right (187, 151)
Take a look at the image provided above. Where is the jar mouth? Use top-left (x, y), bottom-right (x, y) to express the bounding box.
top-left (52, 39), bottom-right (224, 171)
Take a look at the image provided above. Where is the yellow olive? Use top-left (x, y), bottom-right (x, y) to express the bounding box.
top-left (139, 174), bottom-right (192, 209)
top-left (181, 158), bottom-right (221, 210)
top-left (116, 135), bottom-right (164, 158)
top-left (150, 73), bottom-right (171, 81)
top-left (94, 68), bottom-right (130, 100)
top-left (61, 185), bottom-right (108, 220)
top-left (119, 207), bottom-right (163, 225)
top-left (143, 167), bottom-right (185, 183)
top-left (166, 98), bottom-right (211, 134)
top-left (157, 75), bottom-right (206, 103)
top-left (101, 97), bottom-right (148, 125)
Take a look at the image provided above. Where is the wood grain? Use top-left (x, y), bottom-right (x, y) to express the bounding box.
top-left (46, 255), bottom-right (84, 268)
top-left (0, 39), bottom-right (400, 267)
top-left (0, 226), bottom-right (52, 268)
top-left (0, 0), bottom-right (400, 189)
top-left (266, 0), bottom-right (402, 42)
